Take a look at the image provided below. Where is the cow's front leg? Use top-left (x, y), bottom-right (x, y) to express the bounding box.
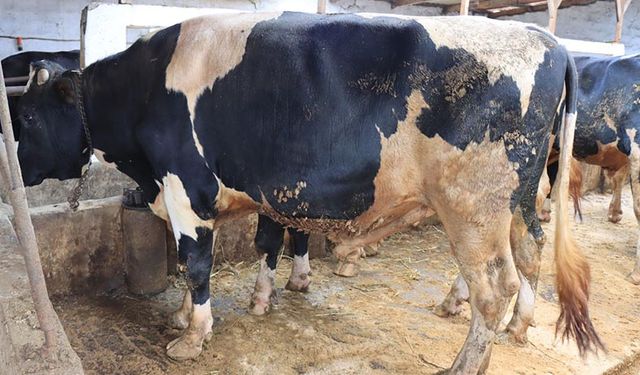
top-left (285, 228), bottom-right (311, 292)
top-left (158, 172), bottom-right (217, 361)
top-left (169, 231), bottom-right (218, 330)
top-left (249, 215), bottom-right (284, 315)
top-left (169, 290), bottom-right (192, 330)
top-left (165, 226), bottom-right (215, 360)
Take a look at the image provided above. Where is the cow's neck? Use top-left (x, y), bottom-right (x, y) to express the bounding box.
top-left (81, 52), bottom-right (148, 163)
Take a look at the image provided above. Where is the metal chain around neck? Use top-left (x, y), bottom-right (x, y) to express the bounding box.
top-left (67, 70), bottom-right (93, 212)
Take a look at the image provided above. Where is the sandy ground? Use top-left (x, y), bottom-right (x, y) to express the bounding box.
top-left (52, 187), bottom-right (640, 375)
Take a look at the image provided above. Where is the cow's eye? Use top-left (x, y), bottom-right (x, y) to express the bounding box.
top-left (19, 114), bottom-right (34, 127)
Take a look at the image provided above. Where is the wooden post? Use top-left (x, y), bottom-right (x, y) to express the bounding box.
top-left (317, 0), bottom-right (327, 14)
top-left (546, 0), bottom-right (562, 34)
top-left (0, 63), bottom-right (59, 354)
top-left (615, 0), bottom-right (632, 43)
top-left (460, 0), bottom-right (470, 15)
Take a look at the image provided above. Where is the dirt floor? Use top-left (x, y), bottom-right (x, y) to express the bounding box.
top-left (53, 187), bottom-right (640, 375)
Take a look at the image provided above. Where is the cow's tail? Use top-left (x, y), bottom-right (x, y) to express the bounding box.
top-left (554, 52), bottom-right (604, 356)
top-left (570, 158), bottom-right (583, 221)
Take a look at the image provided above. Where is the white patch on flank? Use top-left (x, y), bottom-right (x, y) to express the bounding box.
top-left (192, 298), bottom-right (213, 335)
top-left (165, 12), bottom-right (282, 158)
top-left (360, 15), bottom-right (548, 117)
top-left (93, 148), bottom-right (117, 169)
top-left (162, 173), bottom-right (213, 242)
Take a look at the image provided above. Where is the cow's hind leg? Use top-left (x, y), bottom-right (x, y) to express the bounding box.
top-left (608, 164), bottom-right (629, 223)
top-left (334, 244), bottom-right (365, 277)
top-left (249, 215), bottom-right (284, 315)
top-left (627, 151), bottom-right (640, 284)
top-left (285, 228), bottom-right (312, 292)
top-left (444, 213), bottom-right (519, 374)
top-left (498, 207), bottom-right (545, 345)
top-left (434, 273), bottom-right (469, 318)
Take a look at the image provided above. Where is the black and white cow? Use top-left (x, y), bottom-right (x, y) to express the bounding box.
top-left (557, 53), bottom-right (640, 283)
top-left (3, 50), bottom-right (315, 314)
top-left (14, 12), bottom-right (602, 373)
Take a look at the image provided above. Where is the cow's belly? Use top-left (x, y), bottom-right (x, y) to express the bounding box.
top-left (583, 141), bottom-right (629, 172)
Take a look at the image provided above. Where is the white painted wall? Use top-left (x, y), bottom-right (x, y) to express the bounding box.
top-left (0, 0), bottom-right (638, 60)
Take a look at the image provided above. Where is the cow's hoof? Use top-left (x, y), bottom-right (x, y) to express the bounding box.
top-left (166, 334), bottom-right (204, 361)
top-left (168, 310), bottom-right (190, 330)
top-left (334, 261), bottom-right (358, 277)
top-left (248, 295), bottom-right (271, 316)
top-left (538, 211), bottom-right (551, 223)
top-left (495, 330), bottom-right (527, 346)
top-left (362, 245), bottom-right (379, 257)
top-left (285, 273), bottom-right (311, 292)
top-left (626, 271), bottom-right (640, 285)
top-left (608, 212), bottom-right (623, 224)
top-left (248, 300), bottom-right (270, 316)
top-left (433, 303), bottom-right (461, 318)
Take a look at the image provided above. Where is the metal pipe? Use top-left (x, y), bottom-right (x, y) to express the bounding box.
top-left (5, 86), bottom-right (25, 96)
top-left (3, 75), bottom-right (29, 85)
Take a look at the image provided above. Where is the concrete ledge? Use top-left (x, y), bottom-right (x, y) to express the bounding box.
top-left (26, 197), bottom-right (329, 295)
top-left (0, 163), bottom-right (136, 208)
top-left (30, 197), bottom-right (125, 296)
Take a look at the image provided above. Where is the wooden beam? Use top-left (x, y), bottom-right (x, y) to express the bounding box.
top-left (460, 0), bottom-right (470, 14)
top-left (615, 0), bottom-right (632, 42)
top-left (526, 1), bottom-right (548, 11)
top-left (392, 0), bottom-right (434, 6)
top-left (547, 0), bottom-right (562, 34)
top-left (485, 5), bottom-right (529, 17)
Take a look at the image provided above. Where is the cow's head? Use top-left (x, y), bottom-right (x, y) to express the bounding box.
top-left (17, 60), bottom-right (89, 186)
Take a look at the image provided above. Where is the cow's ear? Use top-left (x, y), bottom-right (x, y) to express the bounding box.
top-left (54, 77), bottom-right (75, 105)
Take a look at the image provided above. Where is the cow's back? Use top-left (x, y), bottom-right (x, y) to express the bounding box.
top-left (144, 13), bottom-right (569, 225)
top-left (573, 54), bottom-right (640, 162)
